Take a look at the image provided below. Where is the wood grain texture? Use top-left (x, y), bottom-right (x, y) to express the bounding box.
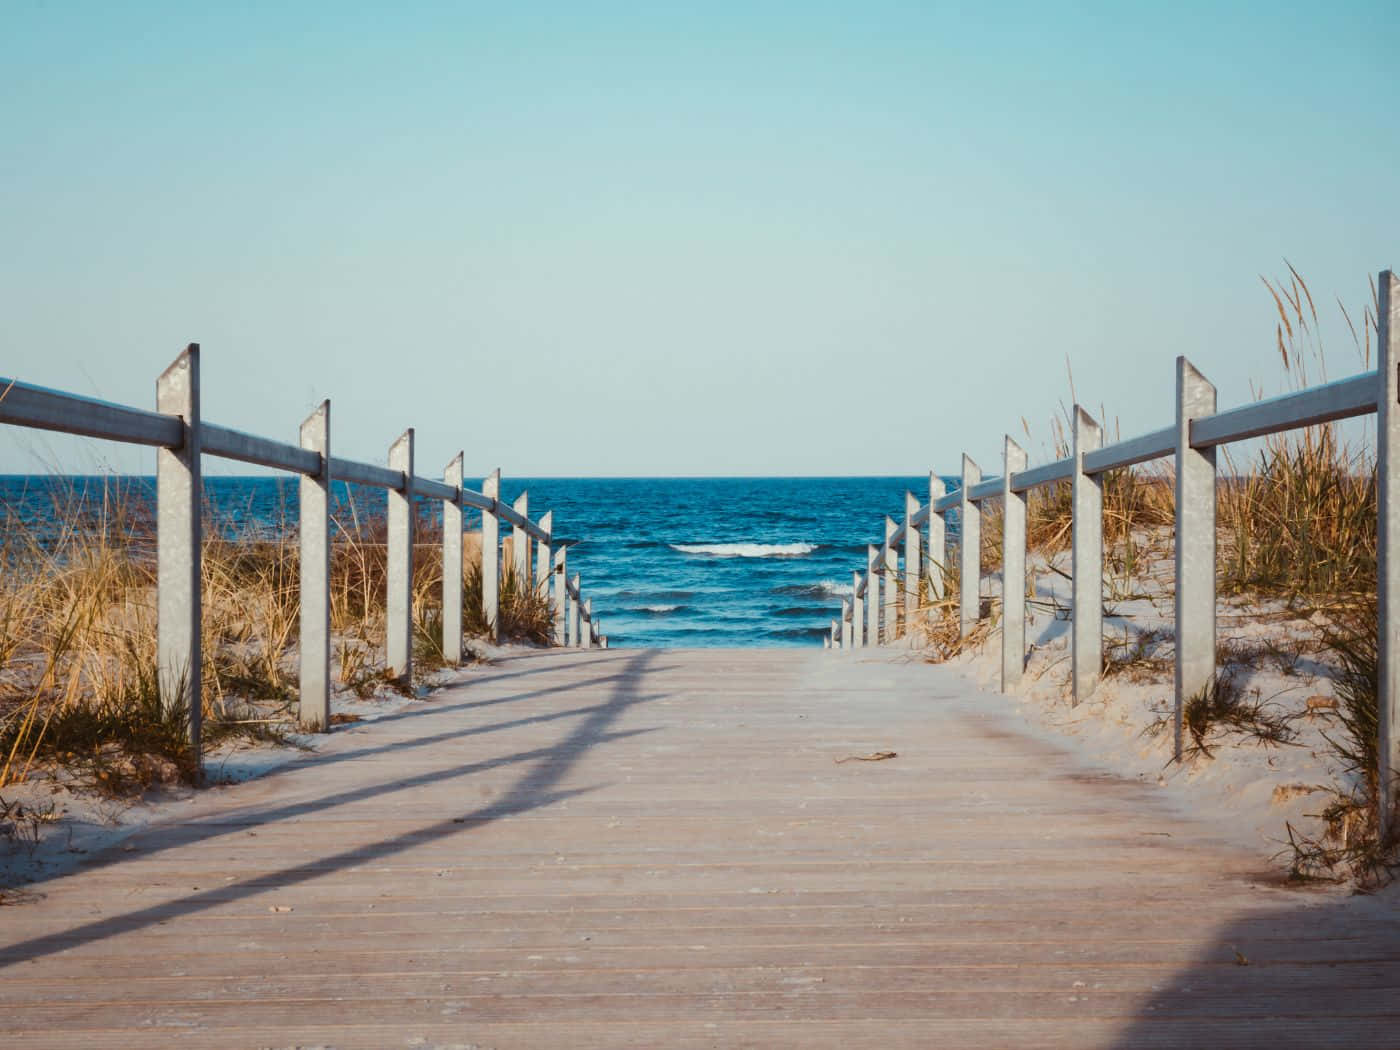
top-left (3, 647), bottom-right (1397, 1049)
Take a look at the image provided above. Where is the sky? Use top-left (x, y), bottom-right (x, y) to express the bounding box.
top-left (2, 1), bottom-right (1396, 478)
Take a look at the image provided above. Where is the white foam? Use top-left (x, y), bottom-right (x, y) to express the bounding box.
top-left (670, 542), bottom-right (817, 558)
top-left (642, 604), bottom-right (680, 613)
top-left (815, 579), bottom-right (854, 597)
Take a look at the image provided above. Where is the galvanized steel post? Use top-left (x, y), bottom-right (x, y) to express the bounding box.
top-left (1001, 436), bottom-right (1028, 692)
top-left (1173, 358), bottom-right (1218, 757)
top-left (928, 473), bottom-right (947, 601)
top-left (1071, 407), bottom-right (1103, 705)
top-left (553, 547), bottom-right (568, 646)
top-left (156, 344), bottom-right (202, 747)
top-left (512, 491), bottom-right (529, 588)
top-left (442, 452), bottom-right (465, 666)
top-left (851, 571), bottom-right (864, 649)
top-left (481, 469), bottom-right (501, 641)
top-left (298, 400), bottom-right (331, 729)
top-left (904, 491), bottom-right (920, 644)
top-left (959, 455), bottom-right (981, 638)
top-left (865, 546), bottom-right (879, 646)
top-left (1377, 270), bottom-right (1400, 836)
top-left (883, 518), bottom-right (898, 642)
top-left (536, 510), bottom-right (552, 599)
top-left (569, 573), bottom-right (581, 647)
top-left (386, 429), bottom-right (414, 685)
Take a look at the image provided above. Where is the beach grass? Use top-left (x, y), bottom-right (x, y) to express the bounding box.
top-left (915, 267), bottom-right (1393, 882)
top-left (0, 482), bottom-right (552, 792)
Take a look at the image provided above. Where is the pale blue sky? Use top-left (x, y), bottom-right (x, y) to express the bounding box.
top-left (3, 1), bottom-right (1396, 477)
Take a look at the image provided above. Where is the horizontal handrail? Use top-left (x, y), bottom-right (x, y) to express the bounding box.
top-left (2, 348), bottom-right (609, 739)
top-left (203, 423), bottom-right (322, 475)
top-left (1191, 370), bottom-right (1376, 448)
top-left (1082, 425), bottom-right (1175, 474)
top-left (860, 368), bottom-right (1382, 531)
top-left (0, 375), bottom-right (550, 542)
top-left (967, 477), bottom-right (1002, 502)
top-left (328, 456), bottom-right (406, 491)
top-left (1009, 456), bottom-right (1072, 493)
top-left (0, 377), bottom-right (183, 447)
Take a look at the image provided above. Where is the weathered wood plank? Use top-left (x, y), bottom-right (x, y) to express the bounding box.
top-left (2, 647), bottom-right (1397, 1049)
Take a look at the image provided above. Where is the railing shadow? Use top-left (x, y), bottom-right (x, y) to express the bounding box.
top-left (1107, 887), bottom-right (1400, 1048)
top-left (0, 649), bottom-right (666, 967)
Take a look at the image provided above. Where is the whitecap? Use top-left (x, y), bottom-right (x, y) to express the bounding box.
top-left (670, 542), bottom-right (817, 558)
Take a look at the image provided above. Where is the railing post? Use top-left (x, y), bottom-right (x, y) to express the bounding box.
top-left (156, 344), bottom-right (202, 749)
top-left (851, 571), bottom-right (864, 649)
top-left (883, 517), bottom-right (898, 642)
top-left (536, 510), bottom-right (552, 599)
top-left (1174, 359), bottom-right (1218, 754)
top-left (554, 547), bottom-right (568, 646)
top-left (298, 400), bottom-right (331, 730)
top-left (959, 455), bottom-right (981, 637)
top-left (841, 599), bottom-right (853, 648)
top-left (582, 598), bottom-right (593, 649)
top-left (928, 473), bottom-right (946, 601)
top-left (1379, 270), bottom-right (1400, 838)
top-left (1001, 436), bottom-right (1027, 693)
top-left (1071, 407), bottom-right (1103, 705)
top-left (481, 469), bottom-right (500, 642)
top-left (386, 429), bottom-right (414, 685)
top-left (865, 546), bottom-right (879, 646)
top-left (831, 618), bottom-right (841, 649)
top-left (512, 491), bottom-right (530, 588)
top-left (904, 491), bottom-right (920, 644)
top-left (442, 452), bottom-right (464, 666)
top-left (569, 573), bottom-right (581, 647)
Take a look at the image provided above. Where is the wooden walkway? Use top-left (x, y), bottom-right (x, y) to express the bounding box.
top-left (3, 648), bottom-right (1398, 1048)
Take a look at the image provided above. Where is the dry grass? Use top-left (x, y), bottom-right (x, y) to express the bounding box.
top-left (0, 480), bottom-right (553, 793)
top-left (1283, 599), bottom-right (1396, 885)
top-left (1177, 670), bottom-right (1298, 759)
top-left (927, 267), bottom-right (1394, 880)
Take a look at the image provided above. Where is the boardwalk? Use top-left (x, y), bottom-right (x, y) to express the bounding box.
top-left (3, 648), bottom-right (1398, 1048)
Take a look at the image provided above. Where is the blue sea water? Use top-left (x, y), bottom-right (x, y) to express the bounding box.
top-left (0, 475), bottom-right (958, 648)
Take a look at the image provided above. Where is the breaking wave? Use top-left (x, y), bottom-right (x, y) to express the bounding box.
top-left (774, 580), bottom-right (853, 599)
top-left (670, 542), bottom-right (817, 558)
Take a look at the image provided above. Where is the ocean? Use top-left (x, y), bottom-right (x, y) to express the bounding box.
top-left (0, 475), bottom-right (959, 649)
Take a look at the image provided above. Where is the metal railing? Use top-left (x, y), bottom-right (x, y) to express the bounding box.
top-left (826, 269), bottom-right (1400, 839)
top-left (0, 344), bottom-right (607, 750)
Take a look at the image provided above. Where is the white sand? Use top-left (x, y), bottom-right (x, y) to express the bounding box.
top-left (917, 537), bottom-right (1357, 862)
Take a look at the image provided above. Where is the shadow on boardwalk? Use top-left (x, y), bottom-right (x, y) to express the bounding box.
top-left (0, 649), bottom-right (666, 968)
top-left (1108, 887), bottom-right (1400, 1049)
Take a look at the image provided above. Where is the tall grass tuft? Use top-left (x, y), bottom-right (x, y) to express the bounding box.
top-left (0, 476), bottom-right (555, 792)
top-left (460, 560), bottom-right (555, 646)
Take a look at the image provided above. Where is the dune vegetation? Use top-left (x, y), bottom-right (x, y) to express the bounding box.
top-left (915, 269), bottom-right (1392, 883)
top-left (0, 483), bottom-right (554, 795)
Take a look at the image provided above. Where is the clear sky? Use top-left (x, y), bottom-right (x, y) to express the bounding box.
top-left (3, 1), bottom-right (1396, 478)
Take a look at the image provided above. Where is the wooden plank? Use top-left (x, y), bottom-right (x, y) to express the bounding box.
top-left (2, 648), bottom-right (1397, 1049)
